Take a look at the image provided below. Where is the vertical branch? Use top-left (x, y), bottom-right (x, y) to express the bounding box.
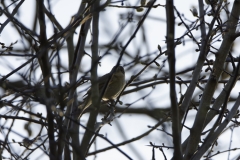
top-left (67, 4), bottom-right (87, 68)
top-left (59, 2), bottom-right (92, 159)
top-left (166, 0), bottom-right (182, 159)
top-left (80, 0), bottom-right (100, 156)
top-left (192, 58), bottom-right (240, 159)
top-left (56, 47), bottom-right (66, 160)
top-left (184, 0), bottom-right (240, 158)
top-left (64, 4), bottom-right (88, 160)
top-left (67, 13), bottom-right (92, 160)
top-left (37, 0), bottom-right (56, 159)
top-left (179, 0), bottom-right (207, 121)
top-left (64, 9), bottom-right (91, 126)
top-left (181, 0), bottom-right (224, 153)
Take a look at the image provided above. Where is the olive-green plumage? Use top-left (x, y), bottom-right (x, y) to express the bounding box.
top-left (78, 66), bottom-right (125, 119)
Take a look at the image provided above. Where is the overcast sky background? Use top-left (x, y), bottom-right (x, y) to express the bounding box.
top-left (1, 0), bottom-right (240, 159)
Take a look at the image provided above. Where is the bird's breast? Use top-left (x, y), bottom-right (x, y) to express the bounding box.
top-left (102, 74), bottom-right (125, 100)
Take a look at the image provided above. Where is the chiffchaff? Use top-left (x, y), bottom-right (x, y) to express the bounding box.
top-left (78, 66), bottom-right (125, 119)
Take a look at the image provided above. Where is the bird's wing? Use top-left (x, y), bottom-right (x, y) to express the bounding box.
top-left (82, 73), bottom-right (111, 98)
top-left (98, 73), bottom-right (113, 90)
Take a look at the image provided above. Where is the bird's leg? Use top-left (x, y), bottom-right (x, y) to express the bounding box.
top-left (109, 99), bottom-right (115, 106)
top-left (101, 99), bottom-right (116, 123)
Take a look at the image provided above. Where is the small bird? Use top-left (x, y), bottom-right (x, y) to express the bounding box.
top-left (78, 66), bottom-right (125, 119)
